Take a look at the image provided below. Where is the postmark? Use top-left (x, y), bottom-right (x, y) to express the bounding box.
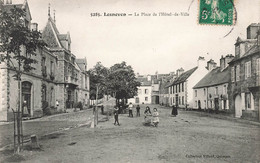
top-left (199, 0), bottom-right (235, 25)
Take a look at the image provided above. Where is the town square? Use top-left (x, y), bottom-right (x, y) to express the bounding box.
top-left (0, 0), bottom-right (260, 162)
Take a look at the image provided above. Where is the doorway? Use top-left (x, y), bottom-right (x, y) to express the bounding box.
top-left (235, 94), bottom-right (242, 118)
top-left (22, 81), bottom-right (32, 117)
top-left (214, 98), bottom-right (219, 113)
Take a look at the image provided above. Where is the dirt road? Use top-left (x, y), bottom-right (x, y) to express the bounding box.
top-left (1, 105), bottom-right (259, 163)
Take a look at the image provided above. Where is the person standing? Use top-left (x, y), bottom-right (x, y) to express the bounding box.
top-left (136, 105), bottom-right (140, 117)
top-left (171, 104), bottom-right (178, 117)
top-left (114, 106), bottom-right (120, 126)
top-left (101, 105), bottom-right (104, 115)
top-left (152, 108), bottom-right (159, 127)
top-left (128, 102), bottom-right (133, 117)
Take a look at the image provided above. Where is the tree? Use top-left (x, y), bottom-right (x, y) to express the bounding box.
top-left (88, 62), bottom-right (108, 101)
top-left (107, 61), bottom-right (140, 105)
top-left (0, 6), bottom-right (45, 153)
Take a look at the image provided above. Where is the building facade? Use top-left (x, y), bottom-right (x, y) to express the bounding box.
top-left (193, 55), bottom-right (234, 112)
top-left (167, 57), bottom-right (209, 108)
top-left (229, 23), bottom-right (260, 121)
top-left (0, 0), bottom-right (90, 121)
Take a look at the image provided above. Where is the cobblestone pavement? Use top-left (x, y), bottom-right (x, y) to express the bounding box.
top-left (0, 105), bottom-right (259, 163)
top-left (0, 109), bottom-right (94, 149)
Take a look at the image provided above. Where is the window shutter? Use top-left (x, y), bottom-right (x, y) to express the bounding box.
top-left (231, 67), bottom-right (235, 82)
top-left (248, 61), bottom-right (251, 77)
top-left (236, 65), bottom-right (240, 81)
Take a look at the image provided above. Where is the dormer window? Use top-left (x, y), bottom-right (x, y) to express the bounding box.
top-left (235, 45), bottom-right (240, 57)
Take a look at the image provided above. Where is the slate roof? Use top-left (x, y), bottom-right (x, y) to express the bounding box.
top-left (193, 67), bottom-right (230, 89)
top-left (137, 77), bottom-right (152, 86)
top-left (58, 34), bottom-right (67, 41)
top-left (166, 67), bottom-right (198, 87)
top-left (76, 58), bottom-right (86, 64)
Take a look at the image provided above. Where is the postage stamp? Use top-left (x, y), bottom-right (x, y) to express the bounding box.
top-left (199, 0), bottom-right (235, 25)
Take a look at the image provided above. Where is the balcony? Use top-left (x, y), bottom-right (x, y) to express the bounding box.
top-left (64, 75), bottom-right (78, 86)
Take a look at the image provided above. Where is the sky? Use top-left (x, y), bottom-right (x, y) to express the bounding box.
top-left (10, 0), bottom-right (260, 74)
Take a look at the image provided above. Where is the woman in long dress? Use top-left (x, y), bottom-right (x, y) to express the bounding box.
top-left (171, 105), bottom-right (178, 117)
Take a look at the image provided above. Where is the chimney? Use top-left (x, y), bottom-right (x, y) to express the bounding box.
top-left (220, 54), bottom-right (234, 71)
top-left (147, 75), bottom-right (151, 81)
top-left (225, 54), bottom-right (234, 66)
top-left (220, 55), bottom-right (225, 71)
top-left (177, 68), bottom-right (184, 77)
top-left (207, 59), bottom-right (217, 71)
top-left (247, 23), bottom-right (260, 39)
top-left (31, 23), bottom-right (38, 31)
top-left (197, 56), bottom-right (206, 68)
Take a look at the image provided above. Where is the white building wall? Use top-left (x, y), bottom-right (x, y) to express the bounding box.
top-left (128, 86), bottom-right (152, 104)
top-left (187, 66), bottom-right (208, 108)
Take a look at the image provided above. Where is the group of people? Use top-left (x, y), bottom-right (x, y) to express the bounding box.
top-left (113, 103), bottom-right (159, 127)
top-left (128, 102), bottom-right (140, 117)
top-left (113, 103), bottom-right (179, 127)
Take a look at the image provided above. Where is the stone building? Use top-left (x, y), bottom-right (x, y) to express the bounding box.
top-left (193, 55), bottom-right (234, 112)
top-left (41, 5), bottom-right (90, 111)
top-left (229, 23), bottom-right (260, 121)
top-left (0, 0), bottom-right (89, 121)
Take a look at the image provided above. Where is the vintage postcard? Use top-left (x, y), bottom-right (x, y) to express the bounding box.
top-left (0, 0), bottom-right (259, 162)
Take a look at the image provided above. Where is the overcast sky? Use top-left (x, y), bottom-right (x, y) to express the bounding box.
top-left (12, 0), bottom-right (260, 74)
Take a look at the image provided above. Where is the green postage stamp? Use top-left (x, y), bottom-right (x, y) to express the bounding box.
top-left (199, 0), bottom-right (235, 25)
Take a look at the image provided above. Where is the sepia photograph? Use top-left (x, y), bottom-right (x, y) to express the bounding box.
top-left (0, 0), bottom-right (260, 162)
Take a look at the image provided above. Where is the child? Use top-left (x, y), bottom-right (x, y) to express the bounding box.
top-left (114, 106), bottom-right (120, 126)
top-left (152, 108), bottom-right (159, 127)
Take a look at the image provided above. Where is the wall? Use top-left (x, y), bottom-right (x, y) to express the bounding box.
top-left (188, 66), bottom-right (208, 108)
top-left (129, 86), bottom-right (152, 104)
top-left (193, 83), bottom-right (229, 111)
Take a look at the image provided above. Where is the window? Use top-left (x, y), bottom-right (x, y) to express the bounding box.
top-left (195, 90), bottom-right (197, 97)
top-left (173, 86), bottom-right (175, 93)
top-left (182, 96), bottom-right (184, 105)
top-left (235, 45), bottom-right (240, 56)
top-left (204, 88), bottom-right (206, 96)
top-left (179, 96), bottom-right (181, 105)
top-left (245, 61), bottom-right (251, 79)
top-left (145, 89), bottom-right (149, 94)
top-left (138, 89), bottom-right (142, 94)
top-left (215, 87), bottom-right (218, 95)
top-left (256, 58), bottom-right (260, 76)
top-left (182, 82), bottom-right (184, 92)
top-left (145, 97), bottom-right (148, 101)
top-left (231, 66), bottom-right (235, 82)
top-left (175, 85), bottom-right (177, 93)
top-left (223, 85), bottom-right (227, 94)
top-left (195, 100), bottom-right (197, 107)
top-left (42, 85), bottom-right (47, 101)
top-left (42, 57), bottom-right (46, 76)
top-left (245, 93), bottom-right (251, 109)
top-left (236, 65), bottom-right (240, 81)
top-left (179, 84), bottom-right (181, 92)
top-left (50, 61), bottom-right (54, 75)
